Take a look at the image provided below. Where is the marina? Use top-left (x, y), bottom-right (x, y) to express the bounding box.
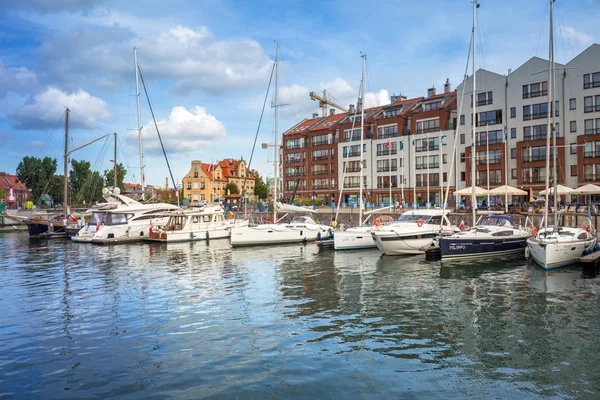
top-left (1, 232), bottom-right (600, 398)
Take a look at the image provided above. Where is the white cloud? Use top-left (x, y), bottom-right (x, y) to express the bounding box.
top-left (0, 61), bottom-right (38, 98)
top-left (364, 89), bottom-right (390, 108)
top-left (131, 106), bottom-right (227, 155)
top-left (9, 87), bottom-right (111, 130)
top-left (561, 26), bottom-right (593, 47)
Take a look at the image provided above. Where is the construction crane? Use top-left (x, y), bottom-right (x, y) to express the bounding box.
top-left (309, 90), bottom-right (348, 117)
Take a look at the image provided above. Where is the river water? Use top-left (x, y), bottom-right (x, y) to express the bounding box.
top-left (1, 232), bottom-right (599, 399)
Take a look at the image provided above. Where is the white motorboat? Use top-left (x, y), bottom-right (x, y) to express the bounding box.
top-left (371, 209), bottom-right (457, 256)
top-left (72, 187), bottom-right (179, 243)
top-left (527, 226), bottom-right (596, 271)
top-left (440, 215), bottom-right (530, 260)
top-left (231, 214), bottom-right (331, 247)
top-left (334, 214), bottom-right (394, 251)
top-left (146, 206), bottom-right (248, 242)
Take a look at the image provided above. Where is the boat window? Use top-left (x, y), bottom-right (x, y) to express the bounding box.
top-left (398, 214), bottom-right (433, 223)
top-left (105, 213), bottom-right (129, 225)
top-left (89, 212), bottom-right (105, 225)
top-left (203, 215), bottom-right (211, 223)
top-left (577, 233), bottom-right (588, 240)
top-left (491, 230), bottom-right (514, 237)
top-left (191, 216), bottom-right (199, 224)
top-left (428, 216), bottom-right (442, 225)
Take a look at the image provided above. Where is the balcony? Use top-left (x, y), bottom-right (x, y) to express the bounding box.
top-left (376, 149), bottom-right (398, 156)
top-left (523, 134), bottom-right (547, 142)
top-left (477, 119), bottom-right (502, 127)
top-left (586, 128), bottom-right (600, 135)
top-left (285, 172), bottom-right (305, 177)
top-left (311, 170), bottom-right (329, 176)
top-left (584, 105), bottom-right (600, 113)
top-left (377, 183), bottom-right (398, 188)
top-left (476, 158), bottom-right (501, 165)
top-left (521, 155), bottom-right (548, 163)
top-left (416, 181), bottom-right (440, 187)
top-left (345, 167), bottom-right (361, 173)
top-left (312, 155), bottom-right (329, 161)
top-left (344, 151), bottom-right (360, 157)
top-left (379, 132), bottom-right (399, 140)
top-left (521, 177), bottom-right (548, 184)
top-left (476, 138), bottom-right (503, 146)
top-left (343, 183), bottom-right (361, 189)
top-left (285, 158), bottom-right (304, 164)
top-left (476, 178), bottom-right (502, 185)
top-left (416, 163), bottom-right (425, 170)
top-left (376, 167), bottom-right (398, 173)
top-left (312, 184), bottom-right (330, 190)
top-left (285, 143), bottom-right (306, 150)
top-left (584, 80), bottom-right (600, 89)
top-left (523, 90), bottom-right (548, 99)
top-left (417, 127), bottom-right (440, 134)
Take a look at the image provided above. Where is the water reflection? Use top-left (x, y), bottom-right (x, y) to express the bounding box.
top-left (1, 234), bottom-right (600, 398)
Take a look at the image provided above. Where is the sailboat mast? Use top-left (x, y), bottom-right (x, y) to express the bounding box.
top-left (471, 0), bottom-right (479, 226)
top-left (64, 108), bottom-right (69, 218)
top-left (113, 132), bottom-right (118, 189)
top-left (273, 43), bottom-right (280, 223)
top-left (543, 1), bottom-right (553, 230)
top-left (550, 0), bottom-right (558, 228)
top-left (134, 47), bottom-right (145, 197)
top-left (359, 54), bottom-right (366, 222)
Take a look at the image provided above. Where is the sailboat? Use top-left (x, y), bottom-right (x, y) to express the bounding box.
top-left (230, 43), bottom-right (331, 247)
top-left (439, 0), bottom-right (530, 260)
top-left (333, 54), bottom-right (393, 250)
top-left (526, 0), bottom-right (596, 270)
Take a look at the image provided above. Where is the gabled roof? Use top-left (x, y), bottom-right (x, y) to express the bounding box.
top-left (0, 172), bottom-right (28, 191)
top-left (284, 116), bottom-right (324, 135)
top-left (309, 112), bottom-right (348, 131)
top-left (218, 159), bottom-right (255, 181)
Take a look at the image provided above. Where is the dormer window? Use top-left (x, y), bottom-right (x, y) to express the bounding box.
top-left (422, 101), bottom-right (442, 112)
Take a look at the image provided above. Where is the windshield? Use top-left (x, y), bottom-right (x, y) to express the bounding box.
top-left (104, 213), bottom-right (130, 226)
top-left (89, 212), bottom-right (106, 225)
top-left (397, 214), bottom-right (432, 223)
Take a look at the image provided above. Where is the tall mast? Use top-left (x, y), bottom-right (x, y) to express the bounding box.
top-left (439, 130), bottom-right (443, 207)
top-left (359, 54), bottom-right (366, 223)
top-left (134, 47), bottom-right (145, 197)
top-left (64, 108), bottom-right (69, 218)
top-left (549, 0), bottom-right (557, 228)
top-left (273, 42), bottom-right (280, 223)
top-left (471, 0), bottom-right (479, 226)
top-left (426, 132), bottom-right (430, 207)
top-left (113, 132), bottom-right (118, 189)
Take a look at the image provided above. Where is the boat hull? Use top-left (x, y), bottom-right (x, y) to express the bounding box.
top-left (527, 237), bottom-right (596, 271)
top-left (333, 228), bottom-right (376, 250)
top-left (440, 237), bottom-right (527, 260)
top-left (230, 224), bottom-right (330, 247)
top-left (371, 231), bottom-right (438, 255)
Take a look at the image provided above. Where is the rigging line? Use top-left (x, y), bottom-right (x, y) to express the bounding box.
top-left (68, 109), bottom-right (113, 134)
top-left (137, 64), bottom-right (177, 198)
top-left (476, 11), bottom-right (493, 72)
top-left (554, 4), bottom-right (576, 66)
top-left (534, 0), bottom-right (550, 58)
top-left (233, 60), bottom-right (276, 222)
top-left (76, 137), bottom-right (110, 201)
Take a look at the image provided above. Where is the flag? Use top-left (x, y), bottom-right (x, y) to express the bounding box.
top-left (412, 140), bottom-right (415, 146)
top-left (441, 135), bottom-right (446, 145)
top-left (208, 164), bottom-right (214, 171)
top-left (386, 139), bottom-right (391, 148)
top-left (459, 220), bottom-right (465, 231)
top-left (504, 125), bottom-right (508, 141)
top-left (400, 142), bottom-right (404, 150)
top-left (96, 220), bottom-right (101, 232)
top-left (149, 220), bottom-right (153, 236)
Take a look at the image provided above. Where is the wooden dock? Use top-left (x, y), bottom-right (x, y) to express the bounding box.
top-left (317, 239), bottom-right (335, 250)
top-left (578, 251), bottom-right (600, 277)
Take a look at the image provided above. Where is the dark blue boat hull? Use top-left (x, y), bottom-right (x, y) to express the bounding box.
top-left (439, 237), bottom-right (527, 259)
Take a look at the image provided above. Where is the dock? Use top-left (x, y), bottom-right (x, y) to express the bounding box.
top-left (317, 239), bottom-right (335, 250)
top-left (420, 245), bottom-right (441, 260)
top-left (578, 251), bottom-right (600, 276)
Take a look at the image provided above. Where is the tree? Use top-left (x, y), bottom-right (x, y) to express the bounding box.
top-left (225, 181), bottom-right (239, 195)
top-left (48, 175), bottom-right (64, 206)
top-left (69, 159), bottom-right (104, 206)
top-left (103, 163), bottom-right (127, 191)
top-left (16, 156), bottom-right (58, 205)
top-left (252, 169), bottom-right (268, 200)
top-left (0, 188), bottom-right (5, 199)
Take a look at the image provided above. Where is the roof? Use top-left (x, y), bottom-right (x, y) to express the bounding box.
top-left (0, 172), bottom-right (28, 191)
top-left (284, 116), bottom-right (324, 136)
top-left (218, 159), bottom-right (255, 181)
top-left (309, 112), bottom-right (348, 131)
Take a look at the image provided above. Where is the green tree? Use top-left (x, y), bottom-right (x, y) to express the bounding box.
top-left (251, 169), bottom-right (268, 200)
top-left (69, 159), bottom-right (104, 206)
top-left (16, 156), bottom-right (58, 205)
top-left (0, 188), bottom-right (5, 199)
top-left (48, 175), bottom-right (64, 206)
top-left (225, 181), bottom-right (239, 195)
top-left (103, 163), bottom-right (127, 191)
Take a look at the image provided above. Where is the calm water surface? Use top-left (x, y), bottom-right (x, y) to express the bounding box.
top-left (1, 232), bottom-right (600, 399)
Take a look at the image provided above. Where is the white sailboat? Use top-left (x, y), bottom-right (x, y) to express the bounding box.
top-left (230, 43), bottom-right (331, 247)
top-left (526, 0), bottom-right (596, 270)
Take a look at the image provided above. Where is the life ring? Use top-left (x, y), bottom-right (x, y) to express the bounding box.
top-left (416, 218), bottom-right (424, 228)
top-left (532, 226), bottom-right (537, 236)
top-left (374, 218), bottom-right (381, 229)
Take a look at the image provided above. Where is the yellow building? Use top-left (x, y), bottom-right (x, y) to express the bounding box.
top-left (182, 159), bottom-right (255, 206)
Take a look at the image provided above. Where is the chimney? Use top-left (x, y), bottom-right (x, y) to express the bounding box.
top-left (312, 112), bottom-right (319, 119)
top-left (330, 108), bottom-right (335, 116)
top-left (390, 93), bottom-right (408, 103)
top-left (444, 78), bottom-right (451, 93)
top-left (427, 86), bottom-right (436, 97)
top-left (349, 104), bottom-right (355, 114)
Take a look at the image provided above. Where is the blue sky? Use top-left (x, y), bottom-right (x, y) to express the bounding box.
top-left (0, 0), bottom-right (598, 187)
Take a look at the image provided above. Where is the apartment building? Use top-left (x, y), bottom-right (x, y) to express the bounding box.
top-left (281, 43), bottom-right (600, 207)
top-left (182, 158), bottom-right (254, 205)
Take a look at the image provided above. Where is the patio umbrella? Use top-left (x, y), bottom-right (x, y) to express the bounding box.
top-left (453, 186), bottom-right (488, 196)
top-left (571, 184), bottom-right (600, 194)
top-left (488, 185), bottom-right (527, 195)
top-left (529, 187), bottom-right (535, 202)
top-left (538, 185), bottom-right (574, 196)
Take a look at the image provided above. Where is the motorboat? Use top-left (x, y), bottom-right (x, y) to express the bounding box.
top-left (146, 206), bottom-right (248, 242)
top-left (334, 214), bottom-right (394, 251)
top-left (72, 187), bottom-right (179, 243)
top-left (371, 209), bottom-right (457, 256)
top-left (440, 215), bottom-right (530, 260)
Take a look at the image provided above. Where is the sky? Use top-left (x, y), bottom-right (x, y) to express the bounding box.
top-left (0, 0), bottom-right (598, 187)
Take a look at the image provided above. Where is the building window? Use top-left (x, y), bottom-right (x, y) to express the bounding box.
top-left (571, 143), bottom-right (577, 154)
top-left (510, 107), bottom-right (516, 118)
top-left (569, 98), bottom-right (576, 110)
top-left (583, 72), bottom-right (600, 89)
top-left (571, 165), bottom-right (577, 177)
top-left (460, 134), bottom-right (465, 144)
top-left (193, 167), bottom-right (198, 178)
top-left (460, 171), bottom-right (466, 181)
top-left (570, 121), bottom-right (577, 132)
top-left (585, 96), bottom-right (593, 113)
top-left (460, 115), bottom-right (465, 125)
top-left (443, 154), bottom-right (448, 164)
top-left (187, 182), bottom-right (192, 190)
top-left (200, 182), bottom-right (206, 189)
top-left (511, 127), bottom-right (517, 139)
top-left (511, 148), bottom-right (516, 159)
top-left (511, 169), bottom-right (517, 179)
top-left (460, 153), bottom-right (465, 163)
top-left (523, 105), bottom-right (531, 121)
top-left (416, 118), bottom-right (440, 134)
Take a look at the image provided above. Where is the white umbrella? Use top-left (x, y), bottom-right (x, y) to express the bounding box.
top-left (538, 185), bottom-right (574, 195)
top-left (454, 186), bottom-right (488, 196)
top-left (571, 184), bottom-right (600, 195)
top-left (488, 185), bottom-right (527, 195)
